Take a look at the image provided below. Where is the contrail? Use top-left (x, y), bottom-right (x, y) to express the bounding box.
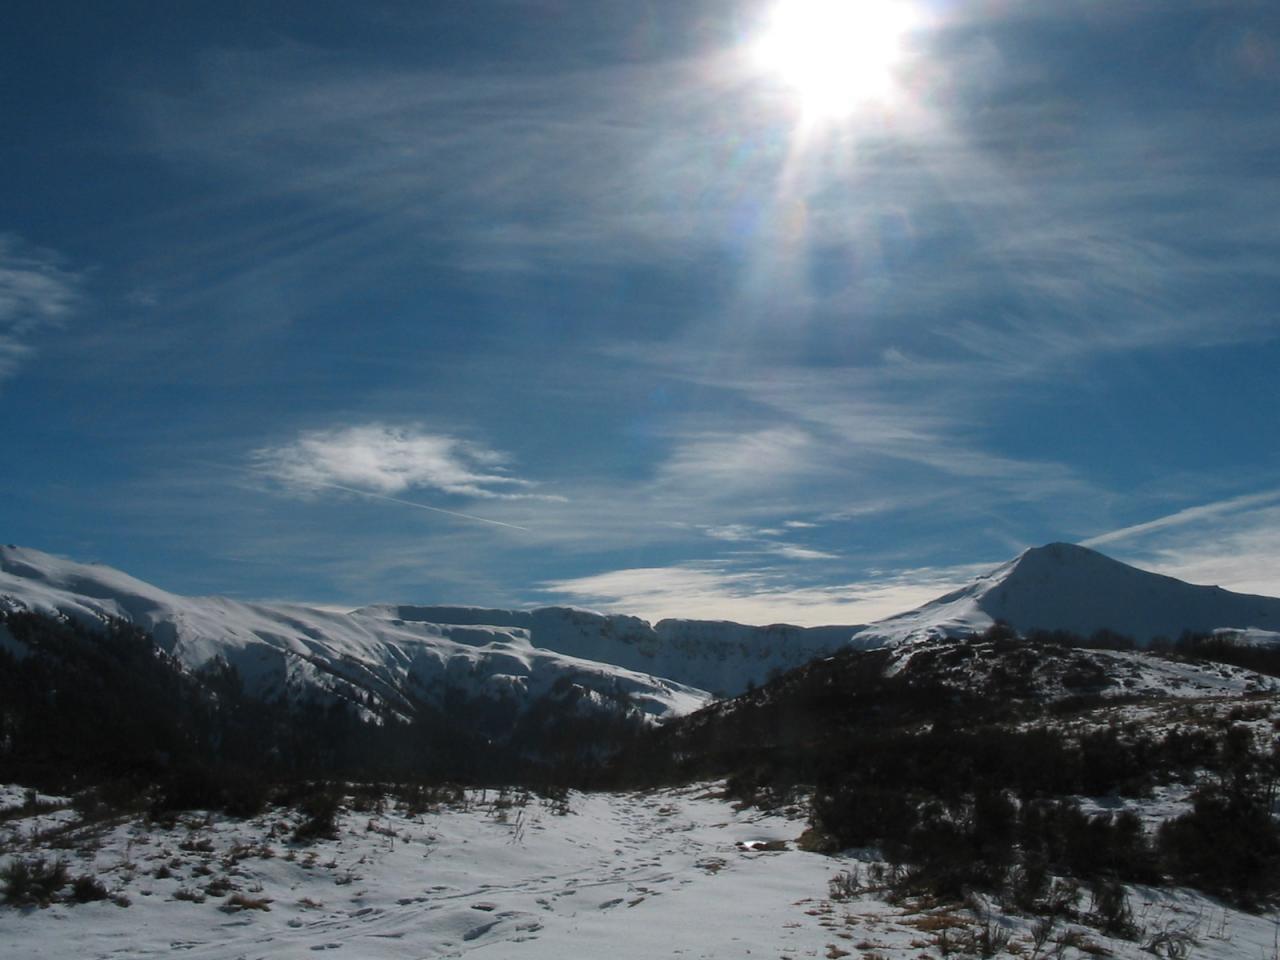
top-left (200, 460), bottom-right (531, 532)
top-left (1081, 487), bottom-right (1280, 548)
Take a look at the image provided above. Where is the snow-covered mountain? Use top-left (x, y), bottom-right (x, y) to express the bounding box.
top-left (358, 605), bottom-right (855, 696)
top-left (5, 541), bottom-right (1279, 724)
top-left (0, 545), bottom-right (710, 721)
top-left (851, 541), bottom-right (1280, 647)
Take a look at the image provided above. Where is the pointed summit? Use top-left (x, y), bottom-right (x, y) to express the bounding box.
top-left (852, 542), bottom-right (1280, 647)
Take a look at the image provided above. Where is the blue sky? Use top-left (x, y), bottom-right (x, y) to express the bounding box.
top-left (2, 0), bottom-right (1278, 624)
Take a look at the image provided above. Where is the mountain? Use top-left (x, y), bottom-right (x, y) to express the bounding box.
top-left (0, 545), bottom-right (709, 722)
top-left (0, 546), bottom-right (857, 716)
top-left (850, 541), bottom-right (1280, 647)
top-left (358, 605), bottom-right (856, 696)
top-left (4, 541), bottom-right (1279, 725)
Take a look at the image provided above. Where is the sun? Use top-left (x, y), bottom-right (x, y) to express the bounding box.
top-left (753, 0), bottom-right (918, 121)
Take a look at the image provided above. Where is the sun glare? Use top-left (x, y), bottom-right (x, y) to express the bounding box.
top-left (754, 0), bottom-right (917, 121)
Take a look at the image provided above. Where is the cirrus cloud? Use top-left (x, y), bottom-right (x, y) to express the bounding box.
top-left (253, 423), bottom-right (562, 502)
top-left (0, 234), bottom-right (82, 384)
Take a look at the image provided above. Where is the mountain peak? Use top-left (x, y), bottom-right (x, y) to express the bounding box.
top-left (1005, 541), bottom-right (1136, 581)
top-left (852, 541), bottom-right (1280, 647)
top-left (1018, 541), bottom-right (1104, 561)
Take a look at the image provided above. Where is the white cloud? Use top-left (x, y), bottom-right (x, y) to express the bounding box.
top-left (253, 423), bottom-right (561, 502)
top-left (703, 524), bottom-right (759, 542)
top-left (769, 545), bottom-right (839, 561)
top-left (0, 235), bottom-right (81, 383)
top-left (698, 522), bottom-right (838, 561)
top-left (542, 560), bottom-right (987, 627)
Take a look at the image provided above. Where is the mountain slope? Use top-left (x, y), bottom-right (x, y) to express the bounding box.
top-left (358, 604), bottom-right (856, 696)
top-left (0, 545), bottom-right (709, 720)
top-left (851, 542), bottom-right (1280, 647)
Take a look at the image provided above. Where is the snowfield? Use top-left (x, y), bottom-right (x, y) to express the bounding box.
top-left (2, 783), bottom-right (1277, 960)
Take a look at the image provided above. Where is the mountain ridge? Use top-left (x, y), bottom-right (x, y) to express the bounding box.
top-left (4, 541), bottom-right (1280, 723)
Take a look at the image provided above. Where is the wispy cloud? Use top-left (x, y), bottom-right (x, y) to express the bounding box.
top-left (0, 235), bottom-right (82, 383)
top-left (542, 558), bottom-right (990, 627)
top-left (622, 356), bottom-right (1095, 506)
top-left (253, 423), bottom-right (563, 503)
top-left (125, 6), bottom-right (1280, 375)
top-left (699, 522), bottom-right (837, 561)
top-left (658, 426), bottom-right (821, 489)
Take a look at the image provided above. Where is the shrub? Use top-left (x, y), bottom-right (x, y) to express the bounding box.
top-left (1, 859), bottom-right (35, 905)
top-left (2, 856), bottom-right (69, 906)
top-left (828, 867), bottom-right (861, 901)
top-left (1157, 791), bottom-right (1280, 906)
top-left (1088, 877), bottom-right (1137, 939)
top-left (70, 874), bottom-right (108, 903)
top-left (29, 857), bottom-right (68, 902)
top-left (293, 788), bottom-right (341, 843)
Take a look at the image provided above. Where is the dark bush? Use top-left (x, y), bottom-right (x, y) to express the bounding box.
top-left (293, 787), bottom-right (341, 842)
top-left (70, 874), bottom-right (109, 903)
top-left (2, 856), bottom-right (69, 906)
top-left (1158, 791), bottom-right (1280, 906)
top-left (1, 858), bottom-right (35, 906)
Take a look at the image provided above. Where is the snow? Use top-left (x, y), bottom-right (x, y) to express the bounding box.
top-left (0, 546), bottom-right (710, 720)
top-left (854, 542), bottom-right (1280, 647)
top-left (1216, 626), bottom-right (1280, 647)
top-left (358, 605), bottom-right (856, 696)
top-left (3, 782), bottom-right (1277, 960)
top-left (0, 784), bottom-right (839, 959)
top-left (6, 541), bottom-right (1280, 725)
top-left (883, 634), bottom-right (1280, 706)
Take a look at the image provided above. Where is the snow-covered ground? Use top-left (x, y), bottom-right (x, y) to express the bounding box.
top-left (2, 783), bottom-right (1276, 960)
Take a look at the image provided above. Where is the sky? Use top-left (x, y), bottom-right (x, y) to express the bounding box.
top-left (1, 0), bottom-right (1278, 625)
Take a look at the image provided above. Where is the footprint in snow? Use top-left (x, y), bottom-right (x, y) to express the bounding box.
top-left (598, 898), bottom-right (624, 910)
